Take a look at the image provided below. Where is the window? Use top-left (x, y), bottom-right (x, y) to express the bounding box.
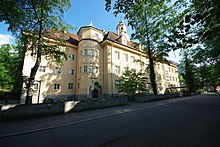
top-left (94, 66), bottom-right (99, 73)
top-left (69, 69), bottom-right (74, 75)
top-left (115, 65), bottom-right (120, 74)
top-left (89, 66), bottom-right (93, 73)
top-left (158, 74), bottom-right (161, 81)
top-left (84, 49), bottom-right (88, 55)
top-left (55, 67), bottom-right (61, 75)
top-left (69, 54), bottom-right (74, 60)
top-left (33, 83), bottom-right (38, 93)
top-left (54, 84), bottom-right (60, 90)
top-left (39, 66), bottom-right (46, 72)
top-left (33, 83), bottom-right (38, 90)
top-left (124, 67), bottom-right (128, 71)
top-left (131, 56), bottom-right (135, 63)
top-left (114, 51), bottom-right (120, 59)
top-left (122, 53), bottom-right (127, 61)
top-left (173, 77), bottom-right (175, 81)
top-left (115, 80), bottom-right (120, 89)
top-left (158, 64), bottom-right (160, 70)
top-left (84, 66), bottom-right (87, 73)
top-left (68, 83), bottom-right (74, 90)
top-left (89, 49), bottom-right (93, 56)
top-left (176, 77), bottom-right (178, 81)
top-left (80, 67), bottom-right (82, 73)
top-left (94, 50), bottom-right (98, 57)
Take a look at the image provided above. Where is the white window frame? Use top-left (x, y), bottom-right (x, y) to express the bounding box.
top-left (94, 50), bottom-right (98, 57)
top-left (94, 66), bottom-right (98, 73)
top-left (69, 69), bottom-right (74, 75)
top-left (89, 49), bottom-right (93, 56)
top-left (131, 56), bottom-right (135, 63)
top-left (114, 51), bottom-right (119, 59)
top-left (39, 66), bottom-right (46, 72)
top-left (69, 54), bottom-right (74, 60)
top-left (115, 65), bottom-right (120, 74)
top-left (89, 66), bottom-right (93, 73)
top-left (55, 67), bottom-right (61, 75)
top-left (122, 53), bottom-right (127, 61)
top-left (84, 49), bottom-right (88, 56)
top-left (84, 66), bottom-right (87, 73)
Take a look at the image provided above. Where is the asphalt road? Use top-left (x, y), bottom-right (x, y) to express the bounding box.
top-left (0, 94), bottom-right (220, 147)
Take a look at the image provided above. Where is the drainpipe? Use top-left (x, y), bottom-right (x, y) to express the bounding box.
top-left (111, 46), bottom-right (113, 97)
top-left (37, 81), bottom-right (41, 103)
top-left (74, 48), bottom-right (78, 99)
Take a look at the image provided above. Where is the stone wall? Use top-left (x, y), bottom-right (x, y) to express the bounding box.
top-left (136, 94), bottom-right (180, 103)
top-left (0, 97), bottom-right (128, 120)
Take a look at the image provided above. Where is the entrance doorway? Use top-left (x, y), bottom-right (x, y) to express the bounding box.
top-left (92, 89), bottom-right (98, 98)
top-left (90, 81), bottom-right (102, 98)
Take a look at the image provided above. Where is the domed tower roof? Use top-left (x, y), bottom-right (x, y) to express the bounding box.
top-left (88, 18), bottom-right (94, 27)
top-left (119, 19), bottom-right (124, 24)
top-left (116, 19), bottom-right (127, 35)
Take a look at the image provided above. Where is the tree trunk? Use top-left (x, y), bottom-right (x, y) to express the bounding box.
top-left (213, 82), bottom-right (216, 93)
top-left (148, 48), bottom-right (158, 95)
top-left (25, 21), bottom-right (43, 104)
top-left (145, 15), bottom-right (158, 95)
top-left (13, 36), bottom-right (27, 99)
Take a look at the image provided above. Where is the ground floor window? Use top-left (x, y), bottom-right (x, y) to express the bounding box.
top-left (54, 84), bottom-right (60, 90)
top-left (68, 83), bottom-right (74, 90)
top-left (115, 80), bottom-right (120, 89)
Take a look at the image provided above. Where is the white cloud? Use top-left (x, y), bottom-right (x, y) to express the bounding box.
top-left (0, 34), bottom-right (14, 45)
top-left (168, 50), bottom-right (181, 63)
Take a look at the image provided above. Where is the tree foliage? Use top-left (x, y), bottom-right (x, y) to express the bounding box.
top-left (0, 0), bottom-right (72, 104)
top-left (118, 68), bottom-right (149, 98)
top-left (0, 44), bottom-right (21, 91)
top-left (106, 0), bottom-right (181, 95)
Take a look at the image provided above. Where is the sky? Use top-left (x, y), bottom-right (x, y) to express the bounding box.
top-left (0, 0), bottom-right (180, 62)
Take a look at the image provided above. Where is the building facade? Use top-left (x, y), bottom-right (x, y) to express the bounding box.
top-left (21, 21), bottom-right (180, 104)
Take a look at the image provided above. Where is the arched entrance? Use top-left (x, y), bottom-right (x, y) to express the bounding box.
top-left (90, 81), bottom-right (102, 98)
top-left (92, 89), bottom-right (98, 98)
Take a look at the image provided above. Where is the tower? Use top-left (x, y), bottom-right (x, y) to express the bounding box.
top-left (116, 20), bottom-right (130, 45)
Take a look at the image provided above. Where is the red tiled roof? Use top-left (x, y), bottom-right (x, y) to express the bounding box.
top-left (43, 30), bottom-right (79, 46)
top-left (104, 32), bottom-right (140, 51)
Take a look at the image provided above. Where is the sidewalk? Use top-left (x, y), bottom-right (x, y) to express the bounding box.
top-left (0, 96), bottom-right (195, 138)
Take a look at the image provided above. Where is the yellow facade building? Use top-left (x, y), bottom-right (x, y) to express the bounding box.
top-left (21, 21), bottom-right (180, 104)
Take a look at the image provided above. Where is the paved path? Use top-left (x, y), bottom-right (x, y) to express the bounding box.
top-left (0, 94), bottom-right (219, 146)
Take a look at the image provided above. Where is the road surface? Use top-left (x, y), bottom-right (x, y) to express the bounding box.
top-left (0, 94), bottom-right (220, 147)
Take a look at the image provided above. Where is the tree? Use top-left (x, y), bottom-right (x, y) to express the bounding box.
top-left (0, 44), bottom-right (21, 92)
top-left (191, 0), bottom-right (220, 52)
top-left (0, 44), bottom-right (13, 88)
top-left (0, 0), bottom-right (72, 104)
top-left (118, 68), bottom-right (149, 99)
top-left (193, 45), bottom-right (220, 92)
top-left (172, 0), bottom-right (220, 92)
top-left (181, 51), bottom-right (196, 92)
top-left (106, 0), bottom-right (181, 95)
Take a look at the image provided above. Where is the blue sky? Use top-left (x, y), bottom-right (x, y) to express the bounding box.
top-left (0, 0), bottom-right (180, 62)
top-left (0, 0), bottom-right (128, 44)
